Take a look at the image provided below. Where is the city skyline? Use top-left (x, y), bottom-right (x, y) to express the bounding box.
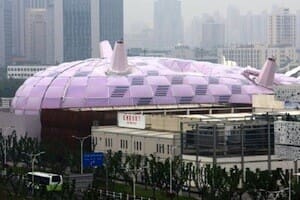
top-left (124, 0), bottom-right (300, 33)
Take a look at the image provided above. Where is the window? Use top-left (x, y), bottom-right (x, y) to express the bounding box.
top-left (139, 141), bottom-right (142, 151)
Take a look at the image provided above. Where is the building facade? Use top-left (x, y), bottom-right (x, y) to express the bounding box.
top-left (0, 0), bottom-right (12, 67)
top-left (7, 65), bottom-right (50, 79)
top-left (268, 8), bottom-right (296, 47)
top-left (99, 0), bottom-right (123, 47)
top-left (10, 0), bottom-right (46, 62)
top-left (201, 20), bottom-right (225, 49)
top-left (25, 9), bottom-right (47, 64)
top-left (218, 45), bottom-right (296, 69)
top-left (46, 0), bottom-right (123, 63)
top-left (218, 45), bottom-right (266, 69)
top-left (92, 126), bottom-right (180, 159)
top-left (63, 0), bottom-right (92, 62)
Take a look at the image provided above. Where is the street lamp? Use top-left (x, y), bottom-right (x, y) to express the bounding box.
top-left (124, 165), bottom-right (147, 200)
top-left (24, 151), bottom-right (45, 195)
top-left (72, 135), bottom-right (91, 174)
top-left (170, 145), bottom-right (176, 194)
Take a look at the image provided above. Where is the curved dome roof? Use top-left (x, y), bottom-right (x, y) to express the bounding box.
top-left (12, 56), bottom-right (300, 115)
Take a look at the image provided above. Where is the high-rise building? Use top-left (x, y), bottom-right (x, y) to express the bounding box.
top-left (240, 12), bottom-right (268, 45)
top-left (268, 8), bottom-right (296, 47)
top-left (185, 17), bottom-right (202, 48)
top-left (296, 10), bottom-right (300, 49)
top-left (24, 0), bottom-right (46, 8)
top-left (226, 5), bottom-right (241, 45)
top-left (0, 0), bottom-right (12, 67)
top-left (201, 19), bottom-right (225, 49)
top-left (153, 0), bottom-right (183, 50)
top-left (11, 0), bottom-right (46, 59)
top-left (46, 0), bottom-right (123, 63)
top-left (62, 0), bottom-right (92, 62)
top-left (99, 0), bottom-right (123, 47)
top-left (24, 9), bottom-right (47, 64)
top-left (0, 0), bottom-right (6, 67)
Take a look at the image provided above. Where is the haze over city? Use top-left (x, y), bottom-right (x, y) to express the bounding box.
top-left (124, 0), bottom-right (298, 32)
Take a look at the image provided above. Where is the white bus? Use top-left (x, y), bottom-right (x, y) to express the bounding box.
top-left (26, 172), bottom-right (63, 191)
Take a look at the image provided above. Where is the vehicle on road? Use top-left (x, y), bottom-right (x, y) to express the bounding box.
top-left (26, 172), bottom-right (63, 191)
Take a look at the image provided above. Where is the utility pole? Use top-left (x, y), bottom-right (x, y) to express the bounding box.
top-left (72, 135), bottom-right (91, 174)
top-left (170, 145), bottom-right (176, 194)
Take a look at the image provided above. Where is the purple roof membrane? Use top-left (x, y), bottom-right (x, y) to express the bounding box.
top-left (12, 56), bottom-right (300, 115)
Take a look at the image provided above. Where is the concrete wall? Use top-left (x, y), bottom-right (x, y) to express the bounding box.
top-left (0, 111), bottom-right (41, 139)
top-left (252, 94), bottom-right (284, 112)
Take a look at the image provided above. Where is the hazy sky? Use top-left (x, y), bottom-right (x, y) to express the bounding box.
top-left (124, 0), bottom-right (300, 33)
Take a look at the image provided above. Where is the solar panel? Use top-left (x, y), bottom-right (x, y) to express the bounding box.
top-left (155, 85), bottom-right (169, 97)
top-left (195, 85), bottom-right (208, 95)
top-left (111, 86), bottom-right (129, 97)
top-left (232, 85), bottom-right (242, 94)
top-left (219, 95), bottom-right (230, 103)
top-left (137, 98), bottom-right (152, 105)
top-left (131, 77), bottom-right (144, 85)
top-left (179, 96), bottom-right (193, 104)
top-left (171, 76), bottom-right (183, 84)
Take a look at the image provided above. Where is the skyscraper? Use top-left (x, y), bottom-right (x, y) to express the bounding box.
top-left (99, 0), bottom-right (123, 47)
top-left (47, 0), bottom-right (124, 63)
top-left (240, 12), bottom-right (267, 45)
top-left (63, 0), bottom-right (92, 62)
top-left (153, 0), bottom-right (183, 50)
top-left (268, 8), bottom-right (296, 47)
top-left (24, 9), bottom-right (47, 64)
top-left (201, 19), bottom-right (225, 49)
top-left (226, 5), bottom-right (241, 45)
top-left (296, 10), bottom-right (300, 49)
top-left (0, 0), bottom-right (12, 67)
top-left (11, 0), bottom-right (46, 58)
top-left (0, 0), bottom-right (6, 67)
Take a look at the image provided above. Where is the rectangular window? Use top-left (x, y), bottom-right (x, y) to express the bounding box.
top-left (139, 142), bottom-right (142, 151)
top-left (126, 140), bottom-right (128, 149)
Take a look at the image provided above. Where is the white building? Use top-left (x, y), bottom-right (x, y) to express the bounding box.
top-left (218, 45), bottom-right (266, 69)
top-left (92, 126), bottom-right (180, 159)
top-left (267, 46), bottom-right (296, 68)
top-left (218, 45), bottom-right (296, 68)
top-left (7, 65), bottom-right (50, 79)
top-left (268, 8), bottom-right (296, 47)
